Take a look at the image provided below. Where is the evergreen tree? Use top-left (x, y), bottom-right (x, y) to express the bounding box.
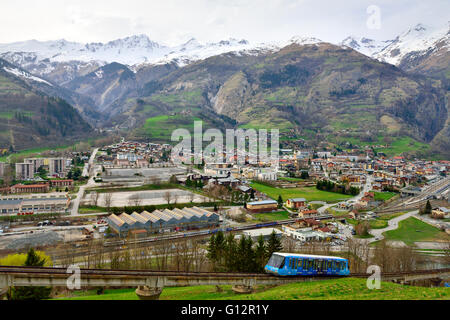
top-left (266, 231), bottom-right (283, 259)
top-left (8, 248), bottom-right (52, 300)
top-left (214, 231), bottom-right (225, 269)
top-left (277, 195), bottom-right (283, 208)
top-left (425, 200), bottom-right (432, 215)
top-left (244, 236), bottom-right (256, 272)
top-left (236, 236), bottom-right (255, 272)
top-left (224, 233), bottom-right (237, 272)
top-left (206, 233), bottom-right (217, 264)
top-left (254, 235), bottom-right (267, 272)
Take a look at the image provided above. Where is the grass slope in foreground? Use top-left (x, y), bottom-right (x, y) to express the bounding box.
top-left (250, 182), bottom-right (352, 203)
top-left (56, 278), bottom-right (449, 300)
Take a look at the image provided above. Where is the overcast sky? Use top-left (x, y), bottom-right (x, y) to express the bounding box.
top-left (0, 0), bottom-right (448, 45)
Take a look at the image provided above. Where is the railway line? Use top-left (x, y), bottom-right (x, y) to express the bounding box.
top-left (0, 265), bottom-right (448, 284)
top-left (377, 177), bottom-right (450, 214)
top-left (1, 265), bottom-right (449, 300)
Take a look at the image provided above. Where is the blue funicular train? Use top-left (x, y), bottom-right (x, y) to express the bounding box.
top-left (264, 252), bottom-right (350, 276)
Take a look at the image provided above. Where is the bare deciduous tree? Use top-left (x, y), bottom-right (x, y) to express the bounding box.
top-left (104, 192), bottom-right (113, 211)
top-left (189, 191), bottom-right (195, 203)
top-left (91, 191), bottom-right (99, 207)
top-left (154, 241), bottom-right (171, 271)
top-left (164, 191), bottom-right (172, 205)
top-left (128, 194), bottom-right (142, 207)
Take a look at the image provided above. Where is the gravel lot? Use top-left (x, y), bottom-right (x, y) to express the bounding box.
top-left (92, 189), bottom-right (209, 207)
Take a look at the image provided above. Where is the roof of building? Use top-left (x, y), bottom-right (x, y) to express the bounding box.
top-left (288, 198), bottom-right (307, 202)
top-left (238, 186), bottom-right (252, 192)
top-left (130, 212), bottom-right (149, 224)
top-left (243, 228), bottom-right (282, 237)
top-left (108, 214), bottom-right (125, 227)
top-left (247, 200), bottom-right (278, 206)
top-left (12, 184), bottom-right (49, 189)
top-left (119, 213), bottom-right (137, 225)
top-left (140, 211), bottom-right (160, 223)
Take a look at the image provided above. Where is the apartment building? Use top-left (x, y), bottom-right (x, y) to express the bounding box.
top-left (15, 163), bottom-right (34, 180)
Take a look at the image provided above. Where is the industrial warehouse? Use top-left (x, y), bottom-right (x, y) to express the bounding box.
top-left (107, 206), bottom-right (220, 237)
top-left (0, 193), bottom-right (71, 215)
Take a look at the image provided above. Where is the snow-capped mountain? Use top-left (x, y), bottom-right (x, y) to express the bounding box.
top-left (0, 34), bottom-right (324, 71)
top-left (340, 36), bottom-right (393, 57)
top-left (0, 35), bottom-right (253, 67)
top-left (373, 22), bottom-right (449, 65)
top-left (0, 35), bottom-right (167, 66)
top-left (2, 21), bottom-right (447, 86)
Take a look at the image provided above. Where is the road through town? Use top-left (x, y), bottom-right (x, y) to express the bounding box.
top-left (71, 148), bottom-right (99, 216)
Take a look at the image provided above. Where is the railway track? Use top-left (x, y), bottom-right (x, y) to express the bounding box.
top-left (0, 265), bottom-right (448, 279)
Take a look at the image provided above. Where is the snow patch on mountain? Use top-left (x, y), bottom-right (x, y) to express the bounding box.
top-left (3, 66), bottom-right (53, 86)
top-left (340, 36), bottom-right (393, 57)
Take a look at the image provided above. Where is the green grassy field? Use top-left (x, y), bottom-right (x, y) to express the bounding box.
top-left (373, 191), bottom-right (397, 201)
top-left (326, 207), bottom-right (350, 217)
top-left (55, 278), bottom-right (449, 300)
top-left (0, 144), bottom-right (72, 161)
top-left (375, 136), bottom-right (430, 157)
top-left (252, 211), bottom-right (290, 222)
top-left (137, 114), bottom-right (202, 141)
top-left (250, 182), bottom-right (352, 203)
top-left (347, 218), bottom-right (388, 229)
top-left (383, 217), bottom-right (450, 246)
top-left (378, 212), bottom-right (407, 221)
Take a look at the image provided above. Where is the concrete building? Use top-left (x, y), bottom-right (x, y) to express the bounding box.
top-left (282, 225), bottom-right (321, 242)
top-left (0, 193), bottom-right (70, 215)
top-left (48, 158), bottom-right (66, 176)
top-left (24, 158), bottom-right (46, 173)
top-left (241, 227), bottom-right (282, 241)
top-left (15, 163), bottom-right (34, 180)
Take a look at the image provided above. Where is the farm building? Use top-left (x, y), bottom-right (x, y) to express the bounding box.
top-left (285, 198), bottom-right (307, 209)
top-left (107, 206), bottom-right (220, 237)
top-left (246, 200), bottom-right (278, 213)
